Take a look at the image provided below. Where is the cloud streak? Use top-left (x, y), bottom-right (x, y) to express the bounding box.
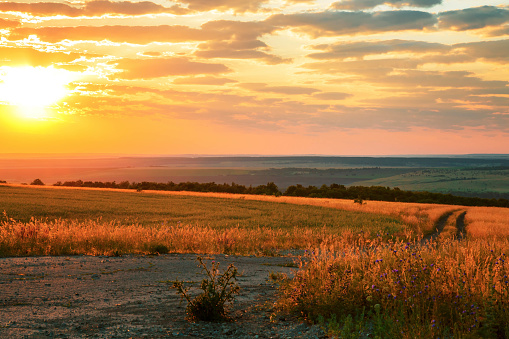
top-left (268, 10), bottom-right (437, 37)
top-left (0, 1), bottom-right (185, 17)
top-left (331, 0), bottom-right (442, 10)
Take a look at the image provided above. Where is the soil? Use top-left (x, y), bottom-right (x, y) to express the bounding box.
top-left (0, 254), bottom-right (326, 339)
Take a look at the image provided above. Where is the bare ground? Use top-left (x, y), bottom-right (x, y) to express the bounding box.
top-left (0, 254), bottom-right (325, 339)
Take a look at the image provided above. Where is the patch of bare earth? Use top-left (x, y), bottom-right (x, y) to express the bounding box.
top-left (0, 254), bottom-right (325, 338)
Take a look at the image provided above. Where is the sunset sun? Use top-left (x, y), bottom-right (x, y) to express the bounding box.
top-left (0, 66), bottom-right (76, 120)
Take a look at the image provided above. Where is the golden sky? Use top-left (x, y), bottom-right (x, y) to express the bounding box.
top-left (0, 0), bottom-right (508, 155)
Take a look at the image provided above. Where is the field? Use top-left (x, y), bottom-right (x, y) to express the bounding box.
top-left (1, 155), bottom-right (508, 199)
top-left (355, 168), bottom-right (509, 199)
top-left (1, 184), bottom-right (509, 337)
top-left (0, 185), bottom-right (408, 256)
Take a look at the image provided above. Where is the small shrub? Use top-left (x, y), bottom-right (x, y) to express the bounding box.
top-left (172, 256), bottom-right (240, 322)
top-left (354, 197), bottom-right (365, 205)
top-left (30, 179), bottom-right (45, 186)
top-left (149, 244), bottom-right (169, 255)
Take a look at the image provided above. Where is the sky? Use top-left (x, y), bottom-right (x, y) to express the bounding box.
top-left (0, 0), bottom-right (508, 156)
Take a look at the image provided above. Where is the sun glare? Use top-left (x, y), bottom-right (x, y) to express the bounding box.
top-left (0, 66), bottom-right (76, 120)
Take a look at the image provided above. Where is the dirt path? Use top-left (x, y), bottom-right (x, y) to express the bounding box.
top-left (455, 211), bottom-right (467, 240)
top-left (422, 209), bottom-right (467, 243)
top-left (0, 254), bottom-right (325, 339)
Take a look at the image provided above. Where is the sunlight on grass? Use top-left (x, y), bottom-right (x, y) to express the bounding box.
top-left (276, 238), bottom-right (509, 338)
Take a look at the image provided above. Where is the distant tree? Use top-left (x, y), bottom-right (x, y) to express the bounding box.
top-left (30, 178), bottom-right (45, 186)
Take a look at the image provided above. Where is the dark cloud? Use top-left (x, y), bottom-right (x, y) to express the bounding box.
top-left (0, 1), bottom-right (186, 17)
top-left (110, 57), bottom-right (231, 79)
top-left (438, 6), bottom-right (509, 31)
top-left (267, 10), bottom-right (437, 37)
top-left (308, 39), bottom-right (448, 60)
top-left (332, 0), bottom-right (442, 10)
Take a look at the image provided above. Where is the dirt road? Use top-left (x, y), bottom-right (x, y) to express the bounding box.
top-left (0, 254), bottom-right (324, 338)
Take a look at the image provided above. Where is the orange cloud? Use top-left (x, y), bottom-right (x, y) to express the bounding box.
top-left (0, 18), bottom-right (19, 29)
top-left (0, 46), bottom-right (83, 67)
top-left (239, 83), bottom-right (319, 95)
top-left (10, 25), bottom-right (211, 44)
top-left (110, 57), bottom-right (231, 79)
top-left (0, 1), bottom-right (185, 17)
top-left (173, 76), bottom-right (238, 85)
top-left (177, 0), bottom-right (270, 13)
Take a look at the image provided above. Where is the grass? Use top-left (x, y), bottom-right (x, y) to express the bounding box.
top-left (2, 184), bottom-right (508, 337)
top-left (275, 238), bottom-right (509, 338)
top-left (0, 185), bottom-right (408, 257)
top-left (354, 168), bottom-right (509, 197)
top-left (0, 185), bottom-right (403, 231)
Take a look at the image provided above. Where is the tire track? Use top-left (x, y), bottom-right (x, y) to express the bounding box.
top-left (421, 209), bottom-right (467, 244)
top-left (456, 211), bottom-right (467, 240)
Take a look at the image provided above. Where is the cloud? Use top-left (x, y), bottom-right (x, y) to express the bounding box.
top-left (453, 39), bottom-right (509, 63)
top-left (0, 1), bottom-right (185, 17)
top-left (194, 20), bottom-right (287, 64)
top-left (239, 83), bottom-right (319, 95)
top-left (438, 6), bottom-right (509, 31)
top-left (486, 25), bottom-right (509, 37)
top-left (110, 57), bottom-right (231, 79)
top-left (307, 39), bottom-right (448, 60)
top-left (0, 46), bottom-right (83, 67)
top-left (302, 58), bottom-right (421, 77)
top-left (332, 0), bottom-right (442, 10)
top-left (10, 19), bottom-right (284, 64)
top-left (176, 0), bottom-right (270, 14)
top-left (0, 18), bottom-right (20, 29)
top-left (10, 25), bottom-right (211, 44)
top-left (267, 10), bottom-right (437, 37)
top-left (372, 70), bottom-right (509, 90)
top-left (312, 92), bottom-right (352, 100)
top-left (173, 76), bottom-right (238, 85)
top-left (195, 41), bottom-right (290, 64)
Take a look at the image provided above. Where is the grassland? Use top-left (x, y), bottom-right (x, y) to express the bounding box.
top-left (0, 185), bottom-right (407, 257)
top-left (1, 184), bottom-right (508, 337)
top-left (355, 168), bottom-right (509, 199)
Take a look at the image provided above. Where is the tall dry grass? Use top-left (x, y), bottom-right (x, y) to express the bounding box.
top-left (0, 216), bottom-right (392, 257)
top-left (464, 206), bottom-right (509, 238)
top-left (158, 191), bottom-right (468, 238)
top-left (276, 238), bottom-right (509, 338)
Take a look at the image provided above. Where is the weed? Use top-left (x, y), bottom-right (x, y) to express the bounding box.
top-left (171, 257), bottom-right (240, 322)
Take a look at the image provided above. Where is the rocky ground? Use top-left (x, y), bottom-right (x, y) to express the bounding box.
top-left (0, 254), bottom-right (326, 338)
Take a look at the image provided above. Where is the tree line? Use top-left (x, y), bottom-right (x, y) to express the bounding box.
top-left (29, 179), bottom-right (507, 208)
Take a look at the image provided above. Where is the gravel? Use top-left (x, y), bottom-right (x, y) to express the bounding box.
top-left (0, 254), bottom-right (326, 338)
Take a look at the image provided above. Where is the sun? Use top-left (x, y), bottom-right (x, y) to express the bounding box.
top-left (0, 66), bottom-right (76, 120)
